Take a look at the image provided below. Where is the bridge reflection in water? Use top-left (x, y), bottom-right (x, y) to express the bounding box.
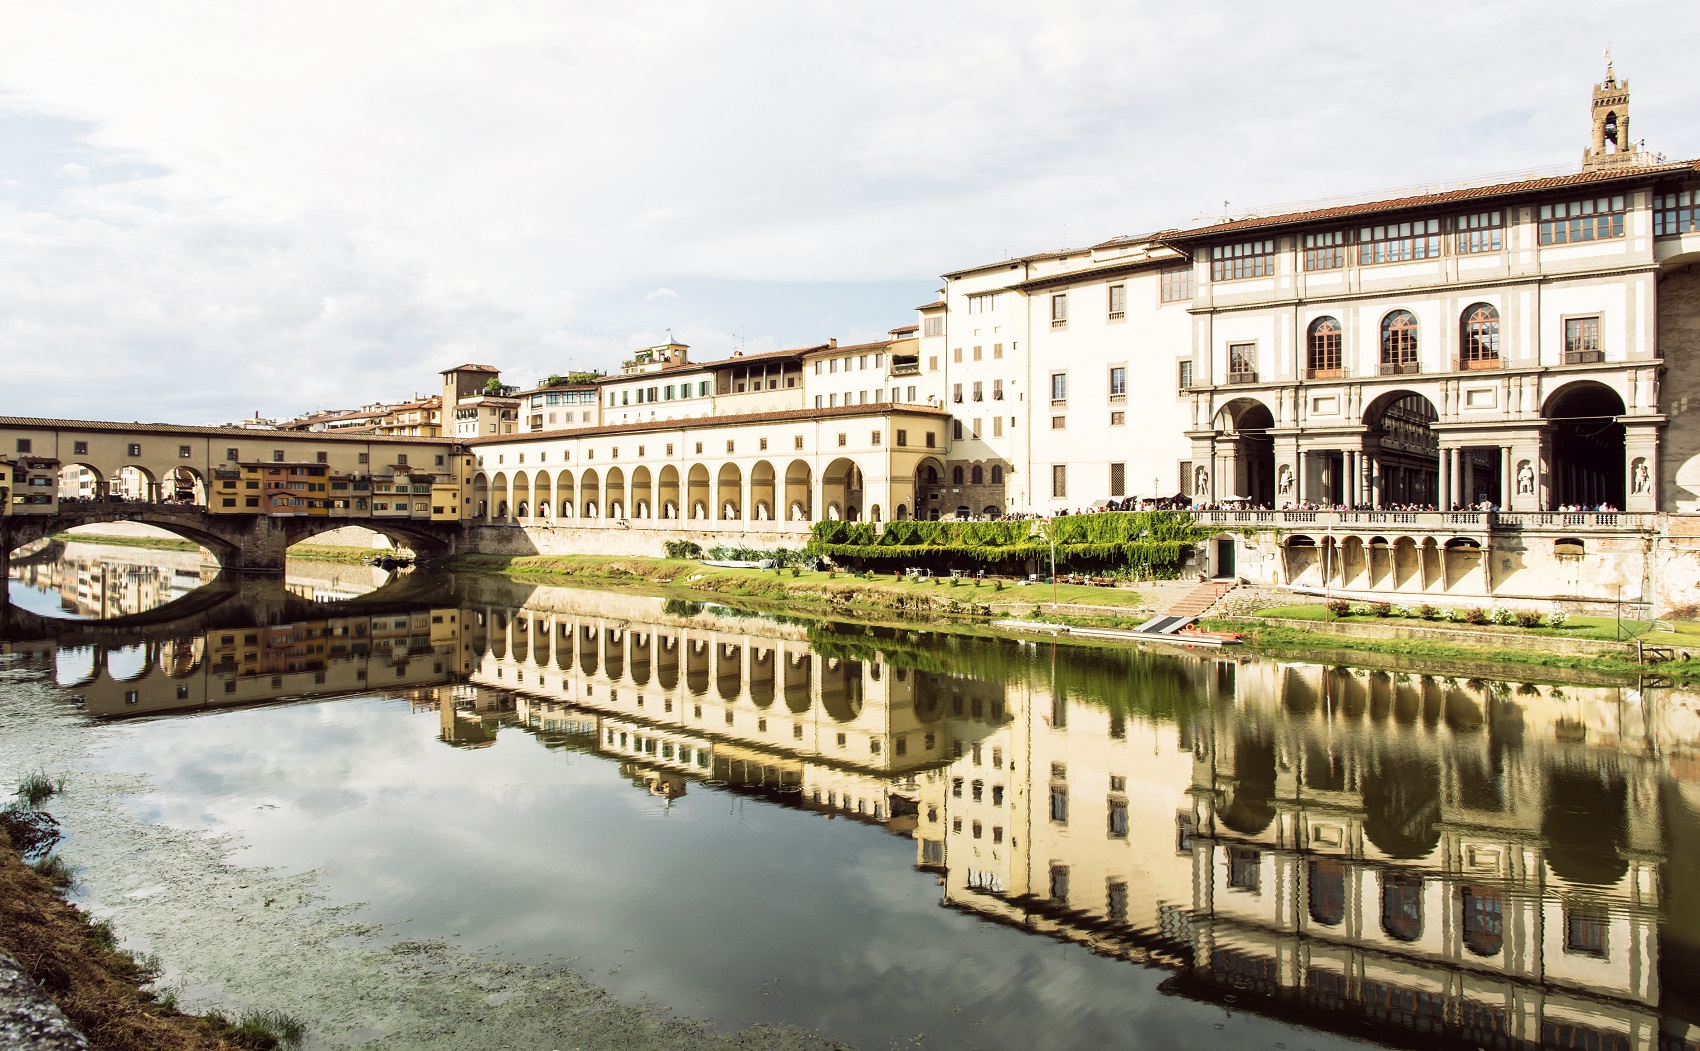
top-left (6, 572), bottom-right (1700, 1051)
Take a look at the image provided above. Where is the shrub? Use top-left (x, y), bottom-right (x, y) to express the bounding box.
top-left (663, 540), bottom-right (703, 560)
top-left (1465, 608), bottom-right (1490, 625)
top-left (1417, 603), bottom-right (1438, 620)
top-left (1548, 610), bottom-right (1570, 627)
top-left (789, 566), bottom-right (801, 577)
top-left (1513, 609), bottom-right (1544, 628)
top-left (1390, 605), bottom-right (1413, 618)
top-left (1326, 600), bottom-right (1351, 618)
top-left (1349, 603), bottom-right (1374, 617)
top-left (15, 772), bottom-right (57, 807)
top-left (1488, 607), bottom-right (1516, 626)
top-left (1369, 601), bottom-right (1392, 618)
top-left (993, 580), bottom-right (1003, 591)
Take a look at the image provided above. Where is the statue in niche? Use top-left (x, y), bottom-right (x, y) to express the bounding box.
top-left (1516, 461), bottom-right (1535, 495)
top-left (1633, 458), bottom-right (1650, 494)
top-left (1194, 466), bottom-right (1209, 496)
top-left (1277, 464), bottom-right (1294, 494)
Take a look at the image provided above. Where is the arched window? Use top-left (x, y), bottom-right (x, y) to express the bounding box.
top-left (1307, 317), bottom-right (1342, 377)
top-left (925, 466), bottom-right (939, 484)
top-left (1380, 310), bottom-right (1419, 372)
top-left (1461, 303), bottom-right (1500, 368)
top-left (1381, 871), bottom-right (1424, 942)
top-left (1308, 859), bottom-right (1345, 926)
top-left (990, 465), bottom-right (1004, 484)
top-left (1462, 886), bottom-right (1504, 956)
top-left (971, 465), bottom-right (984, 484)
top-left (952, 466), bottom-right (965, 484)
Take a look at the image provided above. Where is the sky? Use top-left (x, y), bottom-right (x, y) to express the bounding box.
top-left (1, 1), bottom-right (1697, 424)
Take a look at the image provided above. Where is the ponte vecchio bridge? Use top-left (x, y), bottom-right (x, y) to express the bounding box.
top-left (1, 416), bottom-right (470, 579)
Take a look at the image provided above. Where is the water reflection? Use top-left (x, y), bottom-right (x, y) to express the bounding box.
top-left (6, 560), bottom-right (1700, 1051)
top-left (7, 541), bottom-right (204, 618)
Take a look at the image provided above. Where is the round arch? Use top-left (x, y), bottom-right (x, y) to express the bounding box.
top-left (1543, 380), bottom-right (1627, 509)
top-left (1362, 389), bottom-right (1441, 508)
top-left (716, 463), bottom-right (742, 520)
top-left (657, 464), bottom-right (680, 519)
top-left (1211, 397), bottom-right (1275, 505)
top-left (579, 468), bottom-right (601, 518)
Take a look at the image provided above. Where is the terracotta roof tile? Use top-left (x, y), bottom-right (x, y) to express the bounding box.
top-left (0, 416), bottom-right (456, 444)
top-left (464, 402), bottom-right (949, 446)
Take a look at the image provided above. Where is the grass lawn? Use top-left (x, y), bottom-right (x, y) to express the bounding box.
top-left (1252, 603), bottom-right (1700, 646)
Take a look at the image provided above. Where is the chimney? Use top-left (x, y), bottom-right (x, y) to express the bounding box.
top-left (828, 338), bottom-right (837, 348)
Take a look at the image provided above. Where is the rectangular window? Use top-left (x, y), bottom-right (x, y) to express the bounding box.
top-left (952, 383), bottom-right (963, 404)
top-left (952, 420), bottom-right (963, 440)
top-left (1110, 462), bottom-right (1125, 496)
top-left (74, 441), bottom-right (89, 456)
top-left (993, 342), bottom-right (1003, 359)
top-left (1303, 230), bottom-right (1346, 270)
top-left (1108, 366), bottom-right (1127, 398)
top-left (1050, 293), bottom-right (1068, 325)
top-left (1654, 190), bottom-right (1700, 237)
top-left (1178, 360), bottom-right (1195, 389)
top-left (1051, 464), bottom-right (1067, 499)
top-left (992, 378), bottom-right (1003, 400)
top-left (992, 417), bottom-right (1002, 437)
top-left (178, 445), bottom-right (192, 458)
top-left (1107, 283), bottom-right (1126, 316)
top-left (925, 432), bottom-right (935, 448)
top-left (15, 439), bottom-right (29, 453)
top-left (1228, 847), bottom-right (1261, 892)
top-left (316, 451), bottom-right (328, 463)
top-left (272, 449), bottom-right (284, 462)
top-left (837, 433), bottom-right (847, 447)
top-left (1049, 864), bottom-right (1070, 903)
top-left (1565, 316), bottom-right (1602, 363)
top-left (1564, 906), bottom-right (1608, 957)
top-left (1107, 800), bottom-right (1129, 838)
top-left (1210, 239), bottom-right (1275, 281)
top-left (972, 344), bottom-right (982, 361)
top-left (1359, 218), bottom-right (1442, 263)
top-left (1227, 343), bottom-right (1257, 382)
top-left (1160, 265), bottom-right (1193, 301)
top-left (1049, 787), bottom-right (1068, 823)
top-left (1109, 410), bottom-right (1125, 426)
top-left (970, 418), bottom-right (981, 439)
top-left (1050, 372), bottom-right (1067, 403)
top-left (896, 429), bottom-right (908, 447)
top-left (1050, 416), bottom-right (1065, 430)
top-left (967, 292), bottom-right (1002, 313)
top-left (922, 315), bottom-right (945, 337)
top-left (793, 435), bottom-right (804, 450)
top-left (725, 440), bottom-right (734, 453)
top-left (953, 346), bottom-right (962, 363)
top-left (129, 443), bottom-right (143, 457)
top-left (1179, 460), bottom-right (1192, 493)
top-left (871, 430), bottom-right (882, 445)
top-left (1107, 880), bottom-right (1128, 922)
top-left (972, 380), bottom-right (983, 401)
top-left (1457, 209), bottom-right (1504, 253)
top-left (1539, 196), bottom-right (1626, 244)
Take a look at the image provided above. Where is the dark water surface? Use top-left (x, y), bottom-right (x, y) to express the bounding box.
top-left (6, 553), bottom-right (1700, 1051)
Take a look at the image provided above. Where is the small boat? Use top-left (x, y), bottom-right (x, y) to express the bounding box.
top-left (698, 559), bottom-right (771, 569)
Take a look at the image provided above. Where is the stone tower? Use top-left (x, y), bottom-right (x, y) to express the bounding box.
top-left (1582, 55), bottom-right (1639, 170)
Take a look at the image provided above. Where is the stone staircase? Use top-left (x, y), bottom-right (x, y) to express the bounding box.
top-left (1165, 581), bottom-right (1239, 620)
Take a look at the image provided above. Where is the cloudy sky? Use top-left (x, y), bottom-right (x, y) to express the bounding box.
top-left (2, 1), bottom-right (1696, 424)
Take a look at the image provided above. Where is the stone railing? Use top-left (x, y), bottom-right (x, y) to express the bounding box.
top-left (1188, 509), bottom-right (1653, 532)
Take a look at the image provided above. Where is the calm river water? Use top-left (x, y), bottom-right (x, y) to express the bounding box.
top-left (6, 544), bottom-right (1700, 1051)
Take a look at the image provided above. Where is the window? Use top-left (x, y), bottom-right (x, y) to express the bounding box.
top-left (178, 445), bottom-right (192, 458)
top-left (952, 347), bottom-right (962, 363)
top-left (1160, 265), bottom-right (1193, 302)
top-left (1108, 366), bottom-right (1127, 398)
top-left (992, 378), bottom-right (1003, 400)
top-left (967, 292), bottom-right (1002, 313)
top-left (1107, 800), bottom-right (1128, 837)
top-left (1654, 190), bottom-right (1700, 237)
top-left (1380, 870), bottom-right (1421, 938)
top-left (129, 443), bottom-right (144, 457)
top-left (972, 345), bottom-right (982, 361)
top-left (992, 342), bottom-right (1003, 359)
top-left (837, 433), bottom-right (848, 447)
top-left (74, 441), bottom-right (89, 456)
top-left (14, 439), bottom-right (29, 453)
top-left (1050, 372), bottom-right (1067, 403)
top-left (1462, 886), bottom-right (1504, 957)
top-left (952, 420), bottom-right (963, 440)
top-left (272, 449), bottom-right (284, 462)
top-left (925, 432), bottom-right (935, 448)
top-left (1050, 865), bottom-right (1070, 903)
top-left (1050, 416), bottom-right (1065, 430)
top-left (1178, 360), bottom-right (1195, 389)
top-left (1380, 309), bottom-right (1419, 373)
top-left (1564, 905), bottom-right (1608, 957)
top-left (1308, 860), bottom-right (1346, 926)
top-left (972, 380), bottom-right (982, 401)
top-left (358, 452), bottom-right (369, 464)
top-left (871, 430), bottom-right (882, 445)
top-left (1461, 302), bottom-right (1501, 368)
top-left (952, 383), bottom-right (963, 404)
top-left (970, 465), bottom-right (982, 483)
top-left (992, 417), bottom-right (1003, 437)
top-left (1304, 230), bottom-right (1345, 270)
top-left (1360, 218), bottom-right (1441, 262)
top-left (1227, 342), bottom-right (1257, 382)
top-left (1108, 284), bottom-right (1126, 316)
top-left (1307, 317), bottom-right (1342, 377)
top-left (725, 440), bottom-right (734, 453)
top-left (396, 454), bottom-right (407, 465)
top-left (1050, 293), bottom-right (1067, 325)
top-left (1051, 464), bottom-right (1067, 499)
top-left (1539, 195), bottom-right (1625, 244)
top-left (1211, 239), bottom-right (1275, 281)
top-left (1110, 462), bottom-right (1125, 497)
top-left (990, 464), bottom-right (1003, 483)
top-left (1565, 316), bottom-right (1602, 363)
top-left (1049, 787), bottom-right (1068, 823)
top-left (1457, 209), bottom-right (1503, 252)
top-left (1109, 410), bottom-right (1125, 426)
top-left (316, 451), bottom-right (328, 463)
top-left (922, 315), bottom-right (945, 337)
top-left (1107, 880), bottom-right (1128, 922)
top-left (896, 429), bottom-right (908, 447)
top-left (1228, 847), bottom-right (1261, 892)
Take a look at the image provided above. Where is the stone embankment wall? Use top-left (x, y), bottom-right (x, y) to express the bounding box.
top-left (0, 953), bottom-right (91, 1050)
top-left (463, 521), bottom-right (812, 560)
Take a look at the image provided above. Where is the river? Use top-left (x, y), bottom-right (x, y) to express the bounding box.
top-left (5, 543), bottom-right (1699, 1051)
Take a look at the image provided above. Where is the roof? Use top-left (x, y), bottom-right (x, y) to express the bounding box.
top-left (0, 416), bottom-right (457, 444)
top-left (888, 324), bottom-right (918, 335)
top-left (915, 300), bottom-right (947, 311)
top-left (465, 401), bottom-right (950, 446)
top-left (598, 343), bottom-right (829, 383)
top-left (1010, 252), bottom-right (1188, 293)
top-left (440, 363), bottom-right (501, 374)
top-left (1169, 158), bottom-right (1700, 241)
top-left (802, 339), bottom-right (890, 358)
top-left (511, 382), bottom-right (601, 397)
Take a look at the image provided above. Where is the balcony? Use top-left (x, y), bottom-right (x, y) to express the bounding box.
top-left (1459, 357), bottom-right (1502, 371)
top-left (1304, 366), bottom-right (1345, 381)
top-left (1226, 370), bottom-right (1259, 385)
top-left (1563, 348), bottom-right (1605, 365)
top-left (1379, 361), bottom-right (1421, 376)
top-left (1188, 509), bottom-right (1653, 532)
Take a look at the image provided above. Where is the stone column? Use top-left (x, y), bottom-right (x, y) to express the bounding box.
top-left (1437, 450), bottom-right (1450, 512)
top-left (1500, 447), bottom-right (1512, 509)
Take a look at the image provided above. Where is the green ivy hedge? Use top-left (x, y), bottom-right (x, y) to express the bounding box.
top-left (807, 511), bottom-right (1213, 576)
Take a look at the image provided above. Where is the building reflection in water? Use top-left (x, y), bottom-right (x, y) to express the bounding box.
top-left (8, 573), bottom-right (1700, 1051)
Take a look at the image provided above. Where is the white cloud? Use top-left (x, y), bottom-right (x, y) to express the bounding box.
top-left (644, 287), bottom-right (677, 301)
top-left (0, 1), bottom-right (1695, 420)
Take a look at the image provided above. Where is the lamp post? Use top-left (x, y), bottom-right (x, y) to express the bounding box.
top-left (1050, 520), bottom-right (1058, 609)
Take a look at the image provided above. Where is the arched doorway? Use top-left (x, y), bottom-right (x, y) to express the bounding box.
top-left (1212, 398), bottom-right (1274, 505)
top-left (1362, 390), bottom-right (1440, 508)
top-left (1544, 382), bottom-right (1626, 508)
